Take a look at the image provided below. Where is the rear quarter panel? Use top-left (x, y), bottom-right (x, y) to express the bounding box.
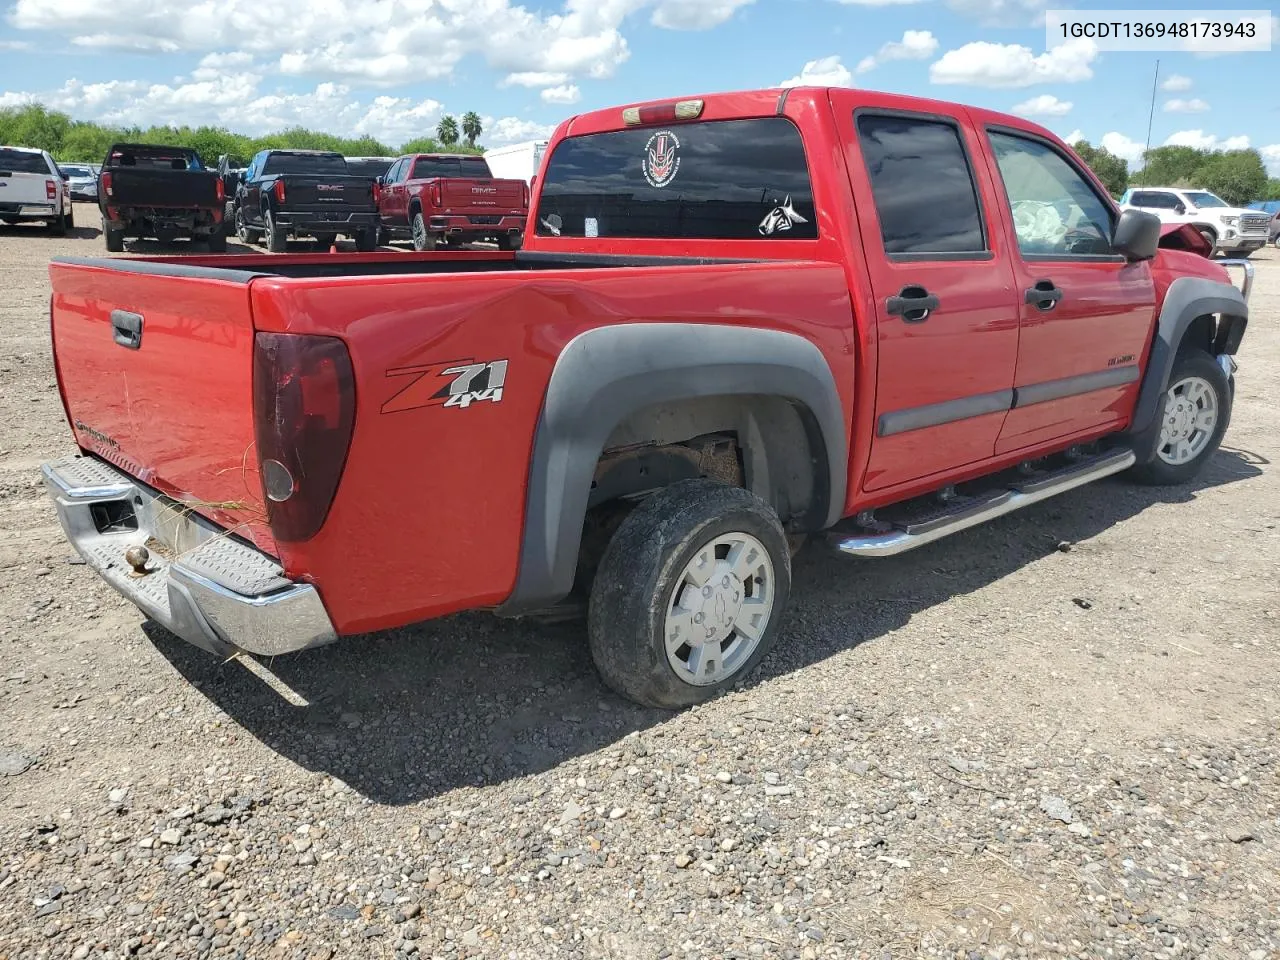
top-left (249, 261), bottom-right (856, 634)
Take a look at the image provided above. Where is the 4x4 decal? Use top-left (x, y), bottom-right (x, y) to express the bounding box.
top-left (382, 358), bottom-right (508, 413)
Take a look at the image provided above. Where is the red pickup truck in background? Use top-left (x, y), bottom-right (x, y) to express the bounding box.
top-left (43, 87), bottom-right (1251, 709)
top-left (376, 153), bottom-right (527, 250)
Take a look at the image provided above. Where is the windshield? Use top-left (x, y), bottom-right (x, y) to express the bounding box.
top-left (263, 153), bottom-right (349, 176)
top-left (345, 158), bottom-right (393, 178)
top-left (0, 149), bottom-right (52, 174)
top-left (1185, 191), bottom-right (1228, 208)
top-left (60, 165), bottom-right (92, 177)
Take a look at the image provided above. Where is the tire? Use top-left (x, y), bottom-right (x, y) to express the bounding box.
top-left (206, 229), bottom-right (227, 253)
top-left (1197, 229), bottom-right (1217, 256)
top-left (103, 225), bottom-right (124, 253)
top-left (376, 227), bottom-right (389, 246)
top-left (354, 229), bottom-right (376, 252)
top-left (264, 209), bottom-right (287, 253)
top-left (497, 233), bottom-right (519, 251)
top-left (48, 211), bottom-right (67, 236)
top-left (411, 210), bottom-right (436, 251)
top-left (234, 207), bottom-right (261, 244)
top-left (313, 232), bottom-right (337, 250)
top-left (1128, 348), bottom-right (1231, 486)
top-left (224, 200), bottom-right (236, 224)
top-left (587, 479), bottom-right (792, 709)
top-left (66, 205), bottom-right (74, 230)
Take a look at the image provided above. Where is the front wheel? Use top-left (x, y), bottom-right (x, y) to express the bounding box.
top-left (587, 479), bottom-right (791, 709)
top-left (235, 207), bottom-right (261, 244)
top-left (1128, 348), bottom-right (1231, 485)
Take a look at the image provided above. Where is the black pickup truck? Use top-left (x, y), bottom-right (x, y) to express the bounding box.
top-left (232, 149), bottom-right (379, 252)
top-left (97, 143), bottom-right (226, 252)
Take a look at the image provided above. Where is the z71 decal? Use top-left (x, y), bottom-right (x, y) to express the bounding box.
top-left (382, 358), bottom-right (509, 413)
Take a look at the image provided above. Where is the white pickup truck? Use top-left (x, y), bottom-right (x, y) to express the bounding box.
top-left (0, 145), bottom-right (73, 234)
top-left (1118, 186), bottom-right (1270, 258)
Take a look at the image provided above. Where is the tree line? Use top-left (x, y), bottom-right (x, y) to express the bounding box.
top-left (0, 103), bottom-right (488, 164)
top-left (1070, 139), bottom-right (1279, 205)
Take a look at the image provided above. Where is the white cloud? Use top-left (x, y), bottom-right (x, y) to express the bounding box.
top-left (1261, 145), bottom-right (1280, 176)
top-left (780, 55), bottom-right (854, 88)
top-left (482, 116), bottom-right (559, 145)
top-left (650, 0), bottom-right (754, 29)
top-left (832, 0), bottom-right (927, 5)
top-left (0, 39), bottom-right (33, 50)
top-left (1100, 131), bottom-right (1145, 165)
top-left (1161, 73), bottom-right (1193, 92)
top-left (943, 0), bottom-right (1055, 25)
top-left (502, 71), bottom-right (573, 88)
top-left (929, 38), bottom-right (1097, 87)
top-left (7, 0), bottom-right (752, 88)
top-left (540, 84), bottom-right (582, 105)
top-left (1063, 128), bottom-right (1084, 144)
top-left (1164, 98), bottom-right (1209, 114)
top-left (1011, 93), bottom-right (1073, 117)
top-left (1164, 130), bottom-right (1250, 151)
top-left (856, 30), bottom-right (937, 74)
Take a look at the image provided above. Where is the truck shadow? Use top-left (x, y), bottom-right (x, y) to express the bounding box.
top-left (151, 447), bottom-right (1264, 806)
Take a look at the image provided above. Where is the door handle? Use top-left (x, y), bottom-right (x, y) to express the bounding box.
top-left (1025, 279), bottom-right (1063, 312)
top-left (111, 309), bottom-right (143, 350)
top-left (885, 285), bottom-right (940, 323)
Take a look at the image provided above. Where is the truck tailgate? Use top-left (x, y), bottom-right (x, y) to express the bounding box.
top-left (441, 177), bottom-right (525, 210)
top-left (105, 168), bottom-right (220, 208)
top-left (48, 260), bottom-right (273, 554)
top-left (282, 175), bottom-right (376, 211)
top-left (0, 170), bottom-right (57, 206)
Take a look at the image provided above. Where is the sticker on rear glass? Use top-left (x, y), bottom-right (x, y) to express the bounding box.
top-left (585, 217), bottom-right (598, 238)
top-left (758, 196), bottom-right (809, 236)
top-left (642, 130), bottom-right (681, 188)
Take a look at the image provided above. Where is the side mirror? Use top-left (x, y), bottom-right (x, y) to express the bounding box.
top-left (1173, 203), bottom-right (1186, 215)
top-left (1112, 208), bottom-right (1161, 262)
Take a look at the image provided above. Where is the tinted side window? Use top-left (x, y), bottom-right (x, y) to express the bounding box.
top-left (855, 114), bottom-right (985, 256)
top-left (988, 131), bottom-right (1114, 257)
top-left (1131, 191), bottom-right (1177, 209)
top-left (536, 118), bottom-right (816, 240)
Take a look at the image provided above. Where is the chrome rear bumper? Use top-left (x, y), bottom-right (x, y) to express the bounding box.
top-left (42, 455), bottom-right (337, 658)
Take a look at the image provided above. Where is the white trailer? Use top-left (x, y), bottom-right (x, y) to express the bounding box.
top-left (482, 140), bottom-right (548, 184)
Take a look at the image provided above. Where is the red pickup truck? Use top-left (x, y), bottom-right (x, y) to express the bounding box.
top-left (376, 153), bottom-right (527, 250)
top-left (43, 88), bottom-right (1251, 709)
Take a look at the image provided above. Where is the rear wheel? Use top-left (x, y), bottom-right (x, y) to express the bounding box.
top-left (103, 223), bottom-right (124, 253)
top-left (264, 209), bottom-right (287, 253)
top-left (206, 228), bottom-right (227, 253)
top-left (497, 233), bottom-right (520, 251)
top-left (411, 211), bottom-right (436, 251)
top-left (1128, 348), bottom-right (1230, 486)
top-left (48, 211), bottom-right (67, 236)
top-left (587, 479), bottom-right (791, 709)
top-left (354, 229), bottom-right (376, 252)
top-left (313, 232), bottom-right (337, 250)
top-left (66, 205), bottom-right (74, 230)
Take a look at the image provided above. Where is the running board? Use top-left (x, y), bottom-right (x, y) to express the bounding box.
top-left (831, 447), bottom-right (1136, 559)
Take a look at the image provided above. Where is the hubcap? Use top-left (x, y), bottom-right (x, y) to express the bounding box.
top-left (1157, 375), bottom-right (1218, 465)
top-left (413, 216), bottom-right (426, 248)
top-left (664, 532), bottom-right (775, 687)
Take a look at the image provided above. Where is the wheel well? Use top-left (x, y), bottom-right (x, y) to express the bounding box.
top-left (409, 199), bottom-right (421, 217)
top-left (1190, 222), bottom-right (1218, 240)
top-left (1178, 314), bottom-right (1217, 356)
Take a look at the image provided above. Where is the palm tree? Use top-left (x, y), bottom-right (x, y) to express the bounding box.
top-left (461, 112), bottom-right (483, 149)
top-left (436, 115), bottom-right (459, 147)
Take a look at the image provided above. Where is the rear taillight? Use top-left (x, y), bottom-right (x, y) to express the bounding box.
top-left (252, 333), bottom-right (356, 543)
top-left (372, 179), bottom-right (382, 206)
top-left (215, 178), bottom-right (225, 203)
top-left (521, 181), bottom-right (529, 208)
top-left (101, 172), bottom-right (113, 198)
top-left (274, 180), bottom-right (286, 203)
top-left (45, 179), bottom-right (57, 200)
top-left (429, 183), bottom-right (442, 206)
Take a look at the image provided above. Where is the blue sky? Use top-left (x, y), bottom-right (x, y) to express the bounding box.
top-left (0, 0), bottom-right (1276, 171)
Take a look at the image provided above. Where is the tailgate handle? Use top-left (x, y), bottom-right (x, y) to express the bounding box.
top-left (111, 310), bottom-right (144, 350)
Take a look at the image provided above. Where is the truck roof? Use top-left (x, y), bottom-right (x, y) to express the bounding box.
top-left (265, 149), bottom-right (344, 158)
top-left (399, 152), bottom-right (488, 161)
top-left (0, 144), bottom-right (44, 154)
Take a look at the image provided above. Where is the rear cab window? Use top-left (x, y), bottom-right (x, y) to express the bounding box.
top-left (411, 157), bottom-right (493, 179)
top-left (0, 148), bottom-right (55, 175)
top-left (534, 117), bottom-right (817, 240)
top-left (263, 153), bottom-right (348, 177)
top-left (106, 146), bottom-right (202, 170)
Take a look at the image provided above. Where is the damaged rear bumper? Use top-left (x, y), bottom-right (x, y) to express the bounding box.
top-left (41, 455), bottom-right (337, 658)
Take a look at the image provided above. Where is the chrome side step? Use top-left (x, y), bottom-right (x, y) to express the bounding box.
top-left (832, 447), bottom-right (1136, 559)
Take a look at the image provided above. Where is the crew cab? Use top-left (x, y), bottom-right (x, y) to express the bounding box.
top-left (1120, 186), bottom-right (1271, 258)
top-left (377, 153), bottom-right (527, 250)
top-left (42, 88), bottom-right (1252, 710)
top-left (232, 149), bottom-right (380, 252)
top-left (97, 144), bottom-right (226, 253)
top-left (0, 145), bottom-right (73, 234)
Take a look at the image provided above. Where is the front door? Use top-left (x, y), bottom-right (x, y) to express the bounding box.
top-left (976, 121), bottom-right (1156, 454)
top-left (835, 97), bottom-right (1021, 492)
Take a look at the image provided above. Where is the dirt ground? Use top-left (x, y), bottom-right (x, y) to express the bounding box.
top-left (0, 205), bottom-right (1277, 960)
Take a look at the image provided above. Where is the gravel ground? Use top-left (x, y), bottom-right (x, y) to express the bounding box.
top-left (1, 208), bottom-right (1277, 960)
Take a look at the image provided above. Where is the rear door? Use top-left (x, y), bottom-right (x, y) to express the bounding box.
top-left (242, 152), bottom-right (265, 225)
top-left (833, 95), bottom-right (1020, 492)
top-left (0, 147), bottom-right (59, 207)
top-left (977, 122), bottom-right (1155, 453)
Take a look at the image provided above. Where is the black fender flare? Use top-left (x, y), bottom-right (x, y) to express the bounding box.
top-left (497, 322), bottom-right (848, 615)
top-left (1126, 276), bottom-right (1247, 461)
